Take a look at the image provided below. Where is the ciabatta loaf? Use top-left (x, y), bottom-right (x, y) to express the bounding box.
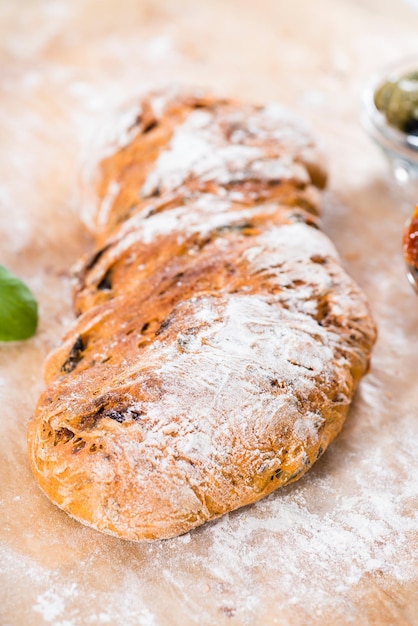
top-left (28, 90), bottom-right (376, 541)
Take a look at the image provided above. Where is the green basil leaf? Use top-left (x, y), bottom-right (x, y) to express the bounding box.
top-left (0, 265), bottom-right (38, 341)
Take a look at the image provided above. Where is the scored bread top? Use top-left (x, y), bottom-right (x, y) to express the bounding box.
top-left (85, 89), bottom-right (326, 246)
top-left (28, 89), bottom-right (376, 541)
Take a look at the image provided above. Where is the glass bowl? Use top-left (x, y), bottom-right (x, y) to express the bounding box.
top-left (363, 58), bottom-right (418, 205)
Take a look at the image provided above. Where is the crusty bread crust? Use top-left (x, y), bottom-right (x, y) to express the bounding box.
top-left (28, 90), bottom-right (376, 541)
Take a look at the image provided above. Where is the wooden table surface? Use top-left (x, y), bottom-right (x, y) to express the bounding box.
top-left (1, 0), bottom-right (418, 624)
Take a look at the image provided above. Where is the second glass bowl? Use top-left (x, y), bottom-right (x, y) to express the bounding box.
top-left (363, 58), bottom-right (418, 204)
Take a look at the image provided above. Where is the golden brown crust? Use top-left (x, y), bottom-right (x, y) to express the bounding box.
top-left (28, 89), bottom-right (376, 541)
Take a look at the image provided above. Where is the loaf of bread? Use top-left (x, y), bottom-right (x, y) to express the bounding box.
top-left (28, 89), bottom-right (376, 541)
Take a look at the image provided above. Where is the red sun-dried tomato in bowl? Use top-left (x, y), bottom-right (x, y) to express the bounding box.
top-left (404, 205), bottom-right (418, 293)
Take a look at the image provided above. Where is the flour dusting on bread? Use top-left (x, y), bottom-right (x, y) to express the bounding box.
top-left (28, 89), bottom-right (376, 541)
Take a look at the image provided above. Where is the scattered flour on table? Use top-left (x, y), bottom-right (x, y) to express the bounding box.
top-left (1, 543), bottom-right (159, 626)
